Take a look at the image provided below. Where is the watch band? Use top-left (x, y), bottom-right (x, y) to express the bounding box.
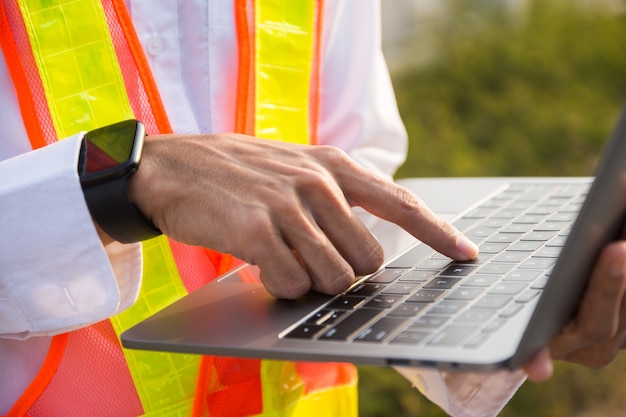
top-left (83, 171), bottom-right (162, 243)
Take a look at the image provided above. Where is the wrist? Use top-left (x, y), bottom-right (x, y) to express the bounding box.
top-left (79, 120), bottom-right (162, 243)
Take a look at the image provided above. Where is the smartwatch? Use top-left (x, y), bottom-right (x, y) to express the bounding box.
top-left (78, 119), bottom-right (162, 243)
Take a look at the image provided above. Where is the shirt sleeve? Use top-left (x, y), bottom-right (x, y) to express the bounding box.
top-left (319, 0), bottom-right (408, 180)
top-left (0, 134), bottom-right (142, 339)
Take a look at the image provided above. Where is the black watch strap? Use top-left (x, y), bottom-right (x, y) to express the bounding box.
top-left (83, 174), bottom-right (162, 243)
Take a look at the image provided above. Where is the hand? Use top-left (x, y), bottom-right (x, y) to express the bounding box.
top-left (128, 133), bottom-right (478, 299)
top-left (524, 240), bottom-right (626, 382)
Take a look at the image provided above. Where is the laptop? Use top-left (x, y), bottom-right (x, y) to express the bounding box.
top-left (121, 108), bottom-right (626, 372)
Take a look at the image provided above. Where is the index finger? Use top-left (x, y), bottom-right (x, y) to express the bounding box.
top-left (335, 161), bottom-right (478, 261)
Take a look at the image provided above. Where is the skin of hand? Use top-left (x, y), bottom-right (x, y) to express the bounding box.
top-left (127, 132), bottom-right (478, 299)
top-left (524, 240), bottom-right (626, 382)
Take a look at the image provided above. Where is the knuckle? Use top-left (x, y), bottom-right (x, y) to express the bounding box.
top-left (580, 325), bottom-right (614, 344)
top-left (313, 145), bottom-right (350, 164)
top-left (261, 271), bottom-right (311, 300)
top-left (354, 243), bottom-right (384, 276)
top-left (392, 185), bottom-right (424, 220)
top-left (244, 209), bottom-right (275, 237)
top-left (316, 268), bottom-right (354, 295)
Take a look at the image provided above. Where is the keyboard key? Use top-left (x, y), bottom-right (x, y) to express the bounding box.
top-left (534, 221), bottom-right (569, 232)
top-left (453, 217), bottom-right (481, 232)
top-left (477, 263), bottom-right (514, 275)
top-left (428, 301), bottom-right (467, 316)
top-left (425, 277), bottom-right (461, 290)
top-left (466, 226), bottom-right (498, 238)
top-left (417, 258), bottom-right (454, 270)
top-left (327, 296), bottom-right (366, 310)
top-left (531, 276), bottom-right (549, 289)
top-left (407, 289), bottom-right (445, 303)
top-left (455, 309), bottom-right (497, 324)
top-left (486, 233), bottom-right (522, 244)
top-left (439, 265), bottom-right (477, 277)
top-left (479, 218), bottom-right (508, 228)
top-left (363, 295), bottom-right (402, 309)
top-left (446, 287), bottom-right (484, 301)
top-left (285, 324), bottom-right (325, 339)
top-left (503, 270), bottom-right (542, 282)
top-left (521, 231), bottom-right (557, 241)
top-left (465, 332), bottom-right (490, 348)
top-left (499, 303), bottom-right (524, 318)
top-left (508, 241), bottom-right (543, 251)
top-left (366, 268), bottom-right (407, 283)
top-left (516, 289), bottom-right (541, 303)
top-left (492, 251), bottom-right (530, 263)
top-left (461, 275), bottom-right (499, 287)
top-left (546, 235), bottom-right (568, 247)
top-left (409, 315), bottom-right (449, 330)
top-left (473, 295), bottom-right (512, 309)
top-left (488, 282), bottom-right (527, 296)
top-left (388, 302), bottom-right (430, 317)
top-left (399, 269), bottom-right (438, 282)
top-left (428, 325), bottom-right (479, 347)
top-left (320, 309), bottom-right (381, 340)
top-left (390, 330), bottom-right (430, 345)
top-left (501, 223), bottom-right (533, 233)
top-left (519, 258), bottom-right (556, 269)
top-left (483, 318), bottom-right (507, 333)
top-left (348, 283), bottom-right (384, 297)
top-left (479, 243), bottom-right (508, 254)
top-left (534, 247), bottom-right (562, 258)
top-left (354, 317), bottom-right (408, 342)
top-left (305, 309), bottom-right (346, 325)
top-left (382, 282), bottom-right (419, 295)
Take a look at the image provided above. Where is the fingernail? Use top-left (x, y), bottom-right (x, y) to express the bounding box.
top-left (456, 235), bottom-right (479, 260)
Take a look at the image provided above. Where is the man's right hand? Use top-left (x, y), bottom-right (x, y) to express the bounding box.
top-left (128, 133), bottom-right (478, 299)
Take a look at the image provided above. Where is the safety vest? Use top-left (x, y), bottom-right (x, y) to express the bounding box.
top-left (0, 0), bottom-right (358, 416)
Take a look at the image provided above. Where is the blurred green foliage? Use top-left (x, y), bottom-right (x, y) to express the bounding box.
top-left (359, 0), bottom-right (626, 416)
top-left (393, 0), bottom-right (626, 179)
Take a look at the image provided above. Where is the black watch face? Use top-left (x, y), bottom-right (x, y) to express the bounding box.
top-left (79, 119), bottom-right (145, 187)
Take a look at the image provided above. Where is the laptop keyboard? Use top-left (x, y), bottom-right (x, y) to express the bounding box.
top-left (283, 182), bottom-right (589, 349)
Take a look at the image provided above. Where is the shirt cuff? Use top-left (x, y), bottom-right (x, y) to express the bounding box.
top-left (0, 134), bottom-right (142, 338)
top-left (394, 366), bottom-right (527, 417)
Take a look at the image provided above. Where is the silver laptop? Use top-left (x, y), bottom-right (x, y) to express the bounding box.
top-left (121, 108), bottom-right (626, 372)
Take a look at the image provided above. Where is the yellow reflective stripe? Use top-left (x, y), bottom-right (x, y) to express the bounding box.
top-left (262, 384), bottom-right (358, 417)
top-left (254, 0), bottom-right (316, 143)
top-left (259, 360), bottom-right (357, 417)
top-left (260, 361), bottom-right (305, 413)
top-left (258, 362), bottom-right (358, 417)
top-left (254, 2), bottom-right (358, 415)
top-left (16, 0), bottom-right (133, 137)
top-left (18, 1), bottom-right (198, 414)
top-left (110, 236), bottom-right (197, 416)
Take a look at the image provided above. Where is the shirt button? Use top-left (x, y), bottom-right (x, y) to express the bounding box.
top-left (146, 34), bottom-right (164, 56)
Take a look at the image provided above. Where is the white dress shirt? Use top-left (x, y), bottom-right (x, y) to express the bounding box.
top-left (0, 1), bottom-right (522, 415)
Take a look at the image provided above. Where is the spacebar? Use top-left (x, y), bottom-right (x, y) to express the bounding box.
top-left (319, 309), bottom-right (380, 341)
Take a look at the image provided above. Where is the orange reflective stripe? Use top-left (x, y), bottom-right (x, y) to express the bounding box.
top-left (309, 0), bottom-right (324, 146)
top-left (295, 362), bottom-right (356, 395)
top-left (107, 0), bottom-right (172, 135)
top-left (6, 335), bottom-right (68, 417)
top-left (202, 357), bottom-right (264, 417)
top-left (0, 0), bottom-right (55, 148)
top-left (234, 0), bottom-right (254, 136)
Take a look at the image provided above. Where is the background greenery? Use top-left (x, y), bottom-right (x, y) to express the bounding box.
top-left (359, 1), bottom-right (626, 416)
